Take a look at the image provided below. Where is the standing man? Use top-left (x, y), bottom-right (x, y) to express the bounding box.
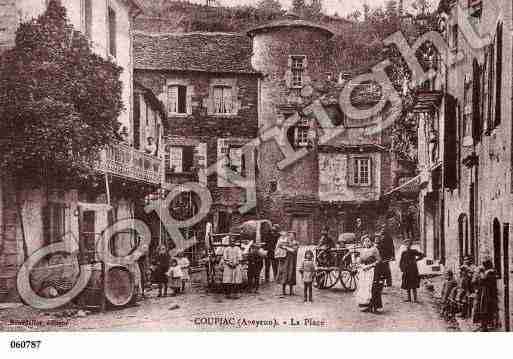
top-left (264, 224), bottom-right (280, 282)
top-left (378, 214), bottom-right (396, 287)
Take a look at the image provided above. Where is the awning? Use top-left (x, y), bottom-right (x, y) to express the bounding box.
top-left (412, 91), bottom-right (443, 113)
top-left (383, 175), bottom-right (422, 198)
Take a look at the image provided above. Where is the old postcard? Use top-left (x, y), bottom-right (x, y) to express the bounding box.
top-left (0, 0), bottom-right (511, 336)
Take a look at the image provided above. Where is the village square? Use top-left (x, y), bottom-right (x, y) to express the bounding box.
top-left (0, 0), bottom-right (511, 332)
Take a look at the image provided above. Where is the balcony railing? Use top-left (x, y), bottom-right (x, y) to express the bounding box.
top-left (96, 143), bottom-right (163, 185)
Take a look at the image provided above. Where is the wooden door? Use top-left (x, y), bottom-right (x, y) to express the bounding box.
top-left (291, 217), bottom-right (310, 245)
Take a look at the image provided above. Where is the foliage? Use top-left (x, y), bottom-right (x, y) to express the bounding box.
top-left (257, 0), bottom-right (284, 14)
top-left (0, 0), bottom-right (124, 186)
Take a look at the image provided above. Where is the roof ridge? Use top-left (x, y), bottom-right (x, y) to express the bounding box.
top-left (134, 30), bottom-right (244, 37)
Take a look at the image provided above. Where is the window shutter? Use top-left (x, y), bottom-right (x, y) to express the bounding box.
top-left (42, 204), bottom-right (51, 246)
top-left (495, 23), bottom-right (503, 127)
top-left (347, 156), bottom-right (355, 186)
top-left (444, 94), bottom-right (458, 189)
top-left (186, 86), bottom-right (193, 114)
top-left (169, 146), bottom-right (183, 172)
top-left (368, 158), bottom-right (373, 186)
top-left (285, 56), bottom-right (293, 88)
top-left (133, 93), bottom-right (140, 149)
top-left (472, 60), bottom-right (481, 141)
top-left (167, 86), bottom-right (177, 114)
top-left (196, 143), bottom-right (207, 185)
top-left (482, 55), bottom-right (489, 133)
top-left (293, 127), bottom-right (299, 147)
top-left (178, 85), bottom-right (187, 114)
top-left (183, 146), bottom-right (194, 172)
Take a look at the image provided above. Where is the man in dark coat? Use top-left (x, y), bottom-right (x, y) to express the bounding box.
top-left (264, 224), bottom-right (280, 282)
top-left (377, 217), bottom-right (395, 287)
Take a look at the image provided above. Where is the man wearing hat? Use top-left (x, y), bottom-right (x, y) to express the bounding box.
top-left (318, 227), bottom-right (335, 249)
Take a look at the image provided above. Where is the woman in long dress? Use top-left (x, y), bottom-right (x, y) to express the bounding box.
top-left (472, 258), bottom-right (498, 331)
top-left (276, 231), bottom-right (299, 296)
top-left (222, 236), bottom-right (243, 299)
top-left (356, 235), bottom-right (383, 313)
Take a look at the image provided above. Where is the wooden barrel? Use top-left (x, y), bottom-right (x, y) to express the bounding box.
top-left (105, 263), bottom-right (140, 307)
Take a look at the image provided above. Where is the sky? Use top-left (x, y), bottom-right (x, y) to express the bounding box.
top-left (210, 0), bottom-right (440, 16)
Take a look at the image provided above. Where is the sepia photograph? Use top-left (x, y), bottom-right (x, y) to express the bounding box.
top-left (0, 0), bottom-right (512, 348)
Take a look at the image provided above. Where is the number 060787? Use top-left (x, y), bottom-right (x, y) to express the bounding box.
top-left (10, 340), bottom-right (41, 349)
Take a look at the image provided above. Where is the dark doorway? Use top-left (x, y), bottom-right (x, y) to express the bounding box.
top-left (503, 223), bottom-right (510, 331)
top-left (458, 214), bottom-right (469, 264)
top-left (493, 218), bottom-right (502, 277)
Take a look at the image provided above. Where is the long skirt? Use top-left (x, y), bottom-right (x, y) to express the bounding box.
top-left (277, 252), bottom-right (297, 286)
top-left (356, 267), bottom-right (383, 309)
top-left (223, 264), bottom-right (243, 284)
top-left (356, 267), bottom-right (375, 306)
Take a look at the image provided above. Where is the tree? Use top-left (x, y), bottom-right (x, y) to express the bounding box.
top-left (0, 0), bottom-right (124, 186)
top-left (256, 0), bottom-right (283, 14)
top-left (291, 0), bottom-right (323, 19)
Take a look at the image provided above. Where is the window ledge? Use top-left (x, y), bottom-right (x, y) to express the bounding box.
top-left (168, 113), bottom-right (191, 117)
top-left (209, 113), bottom-right (239, 117)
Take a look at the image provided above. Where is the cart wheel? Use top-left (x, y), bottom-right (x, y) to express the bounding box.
top-left (340, 266), bottom-right (358, 292)
top-left (314, 271), bottom-right (326, 289)
top-left (316, 269), bottom-right (339, 289)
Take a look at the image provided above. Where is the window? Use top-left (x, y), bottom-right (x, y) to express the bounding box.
top-left (487, 43), bottom-right (495, 132)
top-left (213, 86), bottom-right (233, 114)
top-left (167, 85), bottom-right (187, 114)
top-left (227, 146), bottom-right (245, 175)
top-left (82, 0), bottom-right (92, 39)
top-left (291, 56), bottom-right (305, 88)
top-left (289, 117), bottom-right (313, 148)
top-left (107, 6), bottom-right (116, 57)
top-left (169, 146), bottom-right (194, 173)
top-left (353, 158), bottom-right (371, 186)
top-left (462, 76), bottom-right (472, 141)
top-left (450, 24), bottom-right (458, 50)
top-left (42, 202), bottom-right (66, 245)
top-left (494, 23), bottom-right (503, 128)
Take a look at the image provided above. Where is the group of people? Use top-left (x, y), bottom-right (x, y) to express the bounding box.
top-left (152, 245), bottom-right (190, 297)
top-left (356, 227), bottom-right (425, 313)
top-left (439, 256), bottom-right (498, 331)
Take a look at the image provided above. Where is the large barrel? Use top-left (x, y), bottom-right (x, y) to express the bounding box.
top-left (104, 263), bottom-right (141, 307)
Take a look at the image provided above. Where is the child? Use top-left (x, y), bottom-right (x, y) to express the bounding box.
top-left (177, 252), bottom-right (190, 293)
top-left (399, 239), bottom-right (425, 303)
top-left (247, 244), bottom-right (264, 293)
top-left (166, 258), bottom-right (183, 296)
top-left (439, 270), bottom-right (457, 319)
top-left (299, 250), bottom-right (316, 303)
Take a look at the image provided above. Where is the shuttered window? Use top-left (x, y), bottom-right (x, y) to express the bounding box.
top-left (42, 203), bottom-right (66, 245)
top-left (169, 146), bottom-right (194, 173)
top-left (472, 59), bottom-right (482, 142)
top-left (107, 7), bottom-right (116, 57)
top-left (213, 86), bottom-right (233, 114)
top-left (167, 85), bottom-right (187, 114)
top-left (444, 95), bottom-right (458, 189)
top-left (494, 23), bottom-right (502, 128)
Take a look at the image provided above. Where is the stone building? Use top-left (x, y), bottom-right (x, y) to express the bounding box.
top-left (0, 0), bottom-right (165, 304)
top-left (248, 19), bottom-right (404, 245)
top-left (416, 0), bottom-right (513, 330)
top-left (133, 31), bottom-right (260, 238)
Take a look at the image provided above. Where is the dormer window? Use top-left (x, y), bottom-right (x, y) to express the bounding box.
top-left (213, 85), bottom-right (233, 114)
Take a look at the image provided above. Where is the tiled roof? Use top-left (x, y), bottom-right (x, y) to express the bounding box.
top-left (134, 31), bottom-right (259, 74)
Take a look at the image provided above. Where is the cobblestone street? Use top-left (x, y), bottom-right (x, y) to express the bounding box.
top-left (0, 278), bottom-right (451, 332)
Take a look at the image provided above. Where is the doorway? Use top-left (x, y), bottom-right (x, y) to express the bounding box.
top-left (458, 213), bottom-right (469, 264)
top-left (503, 223), bottom-right (510, 331)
